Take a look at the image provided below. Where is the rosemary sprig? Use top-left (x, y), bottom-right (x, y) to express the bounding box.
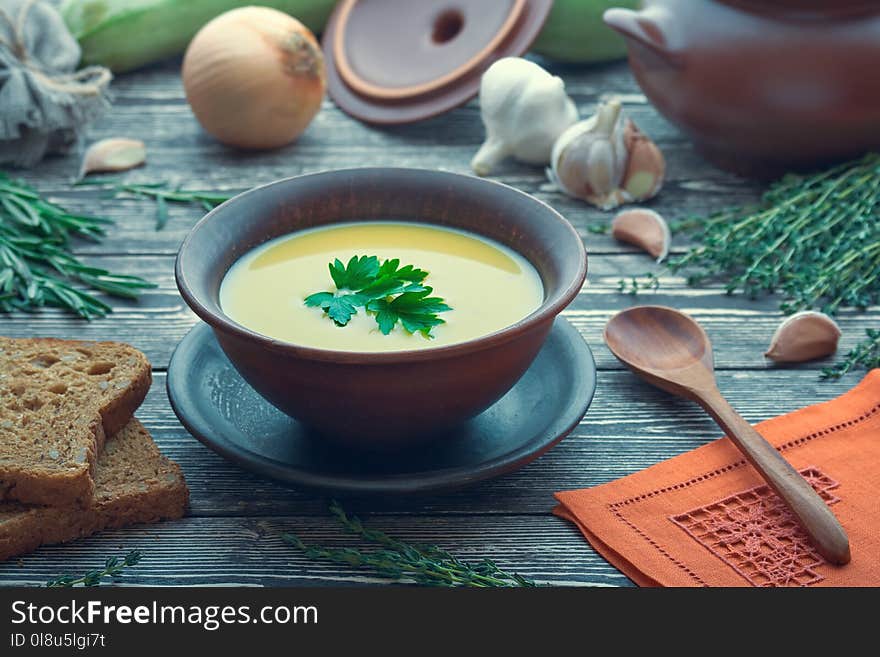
top-left (821, 329), bottom-right (880, 379)
top-left (283, 501), bottom-right (537, 587)
top-left (77, 179), bottom-right (232, 229)
top-left (0, 173), bottom-right (155, 318)
top-left (45, 550), bottom-right (143, 587)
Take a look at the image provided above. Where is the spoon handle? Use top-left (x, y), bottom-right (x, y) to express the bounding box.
top-left (697, 389), bottom-right (851, 565)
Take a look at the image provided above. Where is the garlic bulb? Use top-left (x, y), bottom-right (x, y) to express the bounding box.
top-left (611, 208), bottom-right (670, 262)
top-left (765, 311), bottom-right (841, 363)
top-left (548, 98), bottom-right (665, 210)
top-left (182, 7), bottom-right (325, 150)
top-left (471, 58), bottom-right (577, 176)
top-left (549, 99), bottom-right (627, 209)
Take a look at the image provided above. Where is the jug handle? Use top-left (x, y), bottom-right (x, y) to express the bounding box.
top-left (603, 8), bottom-right (682, 66)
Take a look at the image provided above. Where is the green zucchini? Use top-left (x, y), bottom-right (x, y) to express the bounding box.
top-left (61, 0), bottom-right (338, 73)
top-left (532, 0), bottom-right (641, 64)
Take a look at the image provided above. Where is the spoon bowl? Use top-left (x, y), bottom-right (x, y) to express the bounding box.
top-left (605, 305), bottom-right (712, 373)
top-left (604, 305), bottom-right (851, 565)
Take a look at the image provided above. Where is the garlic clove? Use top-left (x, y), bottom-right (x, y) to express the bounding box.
top-left (549, 98), bottom-right (628, 209)
top-left (765, 311), bottom-right (841, 362)
top-left (621, 119), bottom-right (666, 202)
top-left (611, 208), bottom-right (671, 261)
top-left (79, 138), bottom-right (146, 178)
top-left (472, 57), bottom-right (578, 176)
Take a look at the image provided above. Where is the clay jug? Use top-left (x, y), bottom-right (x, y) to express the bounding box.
top-left (605, 1), bottom-right (880, 177)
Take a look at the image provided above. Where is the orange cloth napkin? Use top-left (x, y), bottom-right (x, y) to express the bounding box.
top-left (555, 369), bottom-right (880, 587)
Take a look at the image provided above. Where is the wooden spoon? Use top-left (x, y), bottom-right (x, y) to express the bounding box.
top-left (604, 305), bottom-right (851, 565)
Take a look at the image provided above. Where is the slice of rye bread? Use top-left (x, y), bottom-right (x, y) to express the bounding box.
top-left (0, 337), bottom-right (152, 506)
top-left (0, 418), bottom-right (188, 561)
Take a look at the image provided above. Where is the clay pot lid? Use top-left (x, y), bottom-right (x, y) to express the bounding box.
top-left (322, 0), bottom-right (553, 124)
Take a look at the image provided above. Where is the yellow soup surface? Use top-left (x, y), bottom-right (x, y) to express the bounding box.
top-left (219, 222), bottom-right (544, 352)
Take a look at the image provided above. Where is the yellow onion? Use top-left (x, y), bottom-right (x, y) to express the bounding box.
top-left (182, 6), bottom-right (325, 150)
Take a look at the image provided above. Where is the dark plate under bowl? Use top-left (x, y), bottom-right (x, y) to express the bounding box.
top-left (167, 318), bottom-right (596, 494)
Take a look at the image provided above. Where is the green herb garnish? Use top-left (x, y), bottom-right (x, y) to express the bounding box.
top-left (283, 502), bottom-right (537, 587)
top-left (45, 549), bottom-right (143, 587)
top-left (305, 255), bottom-right (451, 338)
top-left (0, 173), bottom-right (155, 318)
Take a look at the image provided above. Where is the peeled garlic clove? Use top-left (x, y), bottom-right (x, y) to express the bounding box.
top-left (611, 208), bottom-right (670, 262)
top-left (765, 311), bottom-right (841, 362)
top-left (622, 119), bottom-right (666, 202)
top-left (549, 98), bottom-right (628, 210)
top-left (472, 58), bottom-right (578, 176)
top-left (79, 138), bottom-right (146, 178)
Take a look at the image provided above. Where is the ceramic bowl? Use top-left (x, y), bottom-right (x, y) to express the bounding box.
top-left (175, 168), bottom-right (586, 448)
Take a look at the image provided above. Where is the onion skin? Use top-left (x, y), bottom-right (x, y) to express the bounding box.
top-left (182, 7), bottom-right (326, 150)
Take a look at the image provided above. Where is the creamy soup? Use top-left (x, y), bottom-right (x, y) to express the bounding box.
top-left (219, 222), bottom-right (544, 352)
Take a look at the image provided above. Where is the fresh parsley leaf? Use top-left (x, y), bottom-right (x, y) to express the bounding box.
top-left (329, 255), bottom-right (380, 291)
top-left (370, 299), bottom-right (399, 335)
top-left (305, 255), bottom-right (451, 335)
top-left (366, 287), bottom-right (451, 337)
top-left (358, 277), bottom-right (424, 300)
top-left (304, 291), bottom-right (364, 326)
top-left (376, 258), bottom-right (428, 284)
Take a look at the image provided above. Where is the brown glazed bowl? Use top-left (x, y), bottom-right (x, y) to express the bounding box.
top-left (175, 168), bottom-right (586, 449)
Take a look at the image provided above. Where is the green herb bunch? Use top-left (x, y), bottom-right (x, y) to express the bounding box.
top-left (0, 173), bottom-right (155, 318)
top-left (284, 502), bottom-right (536, 587)
top-left (305, 255), bottom-right (452, 337)
top-left (663, 153), bottom-right (880, 315)
top-left (46, 550), bottom-right (143, 587)
top-left (620, 153), bottom-right (880, 377)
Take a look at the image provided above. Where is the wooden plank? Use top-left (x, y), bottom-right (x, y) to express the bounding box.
top-left (10, 61), bottom-right (764, 257)
top-left (0, 515), bottom-right (628, 587)
top-left (1, 254), bottom-right (874, 371)
top-left (139, 369), bottom-right (861, 518)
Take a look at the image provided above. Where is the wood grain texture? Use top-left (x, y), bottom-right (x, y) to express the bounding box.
top-left (2, 60), bottom-right (876, 587)
top-left (0, 515), bottom-right (628, 587)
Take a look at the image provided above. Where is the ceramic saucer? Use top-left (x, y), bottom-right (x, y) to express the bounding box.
top-left (167, 318), bottom-right (596, 494)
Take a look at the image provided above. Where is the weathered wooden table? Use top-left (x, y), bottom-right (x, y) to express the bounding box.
top-left (1, 61), bottom-right (875, 587)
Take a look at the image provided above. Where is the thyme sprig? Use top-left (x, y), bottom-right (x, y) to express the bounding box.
top-left (821, 329), bottom-right (880, 379)
top-left (46, 550), bottom-right (143, 587)
top-left (283, 502), bottom-right (537, 587)
top-left (76, 178), bottom-right (232, 229)
top-left (622, 153), bottom-right (880, 312)
top-left (0, 173), bottom-right (155, 318)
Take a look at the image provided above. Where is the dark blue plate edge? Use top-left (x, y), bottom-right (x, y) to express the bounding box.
top-left (166, 318), bottom-right (597, 495)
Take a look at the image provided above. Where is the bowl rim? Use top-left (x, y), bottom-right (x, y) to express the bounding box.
top-left (175, 167), bottom-right (587, 364)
